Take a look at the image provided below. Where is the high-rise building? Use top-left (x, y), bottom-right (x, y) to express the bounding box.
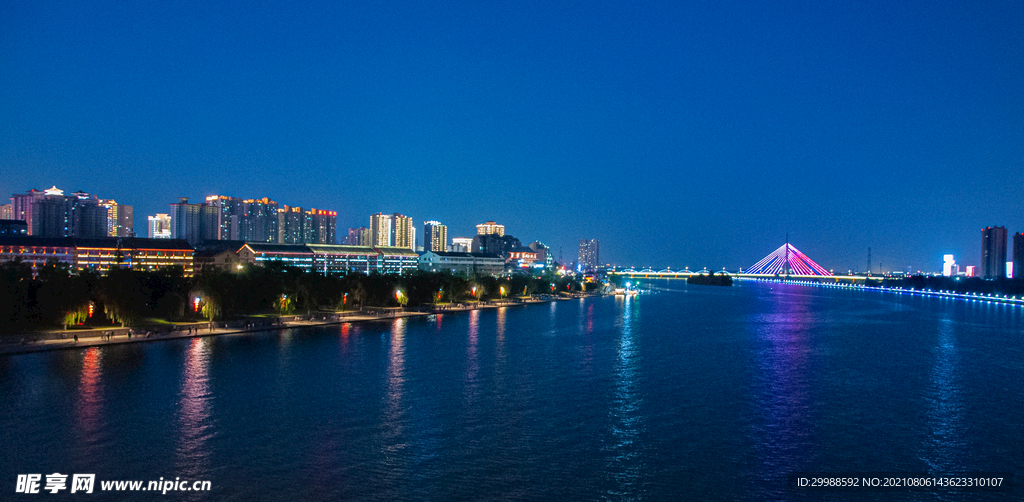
top-left (1014, 233), bottom-right (1024, 279)
top-left (238, 197), bottom-right (279, 243)
top-left (370, 213), bottom-right (393, 246)
top-left (10, 186), bottom-right (108, 238)
top-left (423, 221), bottom-right (447, 253)
top-left (450, 237), bottom-right (473, 252)
top-left (170, 197), bottom-right (204, 245)
top-left (308, 209), bottom-right (337, 245)
top-left (204, 195), bottom-right (242, 240)
top-left (368, 213), bottom-right (414, 249)
top-left (981, 226), bottom-right (1007, 279)
top-left (392, 213), bottom-right (414, 249)
top-left (276, 206), bottom-right (335, 245)
top-left (578, 239), bottom-right (599, 272)
top-left (99, 199), bottom-right (133, 237)
top-left (942, 254), bottom-right (956, 277)
top-left (148, 214), bottom-right (171, 238)
top-left (348, 226), bottom-right (370, 246)
top-left (472, 233), bottom-right (521, 256)
top-left (0, 204), bottom-right (12, 220)
top-left (476, 221), bottom-right (505, 236)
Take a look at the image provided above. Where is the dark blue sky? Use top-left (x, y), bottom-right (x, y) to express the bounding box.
top-left (2, 0), bottom-right (1022, 272)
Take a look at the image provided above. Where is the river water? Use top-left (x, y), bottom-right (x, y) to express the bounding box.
top-left (1, 280), bottom-right (1021, 500)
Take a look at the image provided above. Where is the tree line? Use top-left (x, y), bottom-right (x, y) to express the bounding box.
top-left (0, 258), bottom-right (584, 333)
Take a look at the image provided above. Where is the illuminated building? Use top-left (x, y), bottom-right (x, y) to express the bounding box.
top-left (578, 239), bottom-right (600, 272)
top-left (449, 237), bottom-right (473, 252)
top-left (0, 236), bottom-right (194, 277)
top-left (942, 254), bottom-right (956, 277)
top-left (476, 221), bottom-right (505, 236)
top-left (237, 242), bottom-right (313, 270)
top-left (0, 220), bottom-right (28, 236)
top-left (981, 226), bottom-right (1007, 279)
top-left (238, 197), bottom-right (279, 243)
top-left (170, 197), bottom-right (204, 245)
top-left (391, 213), bottom-right (414, 249)
top-left (528, 241), bottom-right (553, 269)
top-left (204, 195), bottom-right (241, 240)
top-left (964, 265), bottom-right (976, 277)
top-left (148, 214), bottom-right (171, 238)
top-left (237, 242), bottom-right (418, 275)
top-left (0, 204), bottom-right (12, 219)
top-left (423, 221), bottom-right (447, 253)
top-left (472, 234), bottom-right (521, 256)
top-left (418, 251), bottom-right (505, 276)
top-left (277, 206), bottom-right (335, 245)
top-left (376, 245), bottom-right (419, 274)
top-left (10, 187), bottom-right (108, 238)
top-left (307, 244), bottom-right (380, 275)
top-left (370, 213), bottom-right (393, 246)
top-left (507, 247), bottom-right (539, 268)
top-left (347, 226), bottom-right (370, 246)
top-left (99, 200), bottom-right (133, 237)
top-left (1014, 233), bottom-right (1024, 279)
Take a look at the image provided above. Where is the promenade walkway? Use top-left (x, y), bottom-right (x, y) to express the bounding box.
top-left (0, 296), bottom-right (584, 356)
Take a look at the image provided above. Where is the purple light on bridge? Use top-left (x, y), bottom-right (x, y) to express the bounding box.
top-left (746, 243), bottom-right (831, 276)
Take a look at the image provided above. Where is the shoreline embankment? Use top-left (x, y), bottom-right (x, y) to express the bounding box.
top-left (0, 295), bottom-right (595, 357)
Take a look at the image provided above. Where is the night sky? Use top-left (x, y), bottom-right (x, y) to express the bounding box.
top-left (2, 1), bottom-right (1022, 272)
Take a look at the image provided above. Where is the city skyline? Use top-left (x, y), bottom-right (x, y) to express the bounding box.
top-left (2, 1), bottom-right (1022, 271)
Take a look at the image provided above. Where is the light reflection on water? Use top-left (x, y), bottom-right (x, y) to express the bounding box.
top-left (466, 309), bottom-right (480, 402)
top-left (3, 283), bottom-right (1021, 500)
top-left (384, 318), bottom-right (407, 445)
top-left (75, 347), bottom-right (103, 453)
top-left (177, 337), bottom-right (213, 480)
top-left (751, 291), bottom-right (812, 489)
top-left (607, 293), bottom-right (643, 498)
top-left (924, 317), bottom-right (964, 474)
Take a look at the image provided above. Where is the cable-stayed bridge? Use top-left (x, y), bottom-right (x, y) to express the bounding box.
top-left (609, 242), bottom-right (882, 282)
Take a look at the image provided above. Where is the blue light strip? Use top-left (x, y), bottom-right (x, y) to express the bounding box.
top-left (741, 277), bottom-right (1024, 307)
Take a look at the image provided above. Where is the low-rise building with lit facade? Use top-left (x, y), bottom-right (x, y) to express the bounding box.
top-left (0, 236), bottom-right (194, 276)
top-left (238, 243), bottom-right (418, 275)
top-left (418, 251), bottom-right (506, 277)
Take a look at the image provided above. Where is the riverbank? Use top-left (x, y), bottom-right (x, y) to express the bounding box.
top-left (0, 295), bottom-right (591, 356)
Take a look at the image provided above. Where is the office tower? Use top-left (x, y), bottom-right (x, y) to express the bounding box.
top-left (424, 221), bottom-right (447, 253)
top-left (392, 213), bottom-right (414, 249)
top-left (476, 221), bottom-right (505, 236)
top-left (148, 214), bottom-right (172, 238)
top-left (1014, 233), bottom-right (1024, 279)
top-left (348, 226), bottom-right (370, 246)
top-left (980, 226), bottom-right (1007, 279)
top-left (450, 237), bottom-right (473, 252)
top-left (170, 197), bottom-right (204, 245)
top-left (10, 186), bottom-right (107, 238)
top-left (99, 199), bottom-right (134, 237)
top-left (942, 255), bottom-right (955, 277)
top-left (0, 204), bottom-right (12, 219)
top-left (370, 213), bottom-right (393, 246)
top-left (578, 239), bottom-right (600, 272)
